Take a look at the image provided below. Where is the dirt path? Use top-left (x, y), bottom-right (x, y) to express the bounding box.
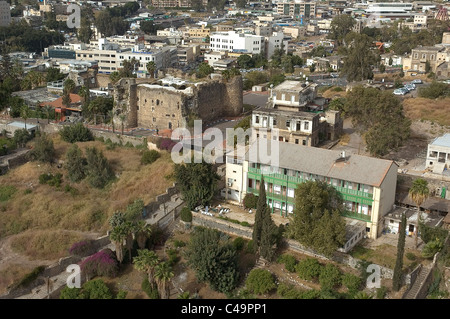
top-left (0, 230), bottom-right (101, 271)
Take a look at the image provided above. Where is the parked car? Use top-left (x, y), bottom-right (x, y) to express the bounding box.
top-left (393, 88), bottom-right (407, 95)
top-left (405, 84), bottom-right (416, 91)
top-left (411, 79), bottom-right (422, 84)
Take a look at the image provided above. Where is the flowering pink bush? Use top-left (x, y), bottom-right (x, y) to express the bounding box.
top-left (80, 249), bottom-right (119, 279)
top-left (159, 138), bottom-right (177, 151)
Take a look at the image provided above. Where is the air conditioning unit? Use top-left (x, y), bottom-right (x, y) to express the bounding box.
top-left (227, 182), bottom-right (233, 187)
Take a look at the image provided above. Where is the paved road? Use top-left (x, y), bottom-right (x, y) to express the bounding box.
top-left (243, 92), bottom-right (269, 108)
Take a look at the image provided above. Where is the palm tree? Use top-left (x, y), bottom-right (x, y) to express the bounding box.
top-left (154, 261), bottom-right (174, 299)
top-left (109, 224), bottom-right (128, 264)
top-left (133, 249), bottom-right (160, 288)
top-left (119, 114), bottom-right (126, 135)
top-left (134, 220), bottom-right (152, 249)
top-left (20, 105), bottom-right (31, 129)
top-left (107, 109), bottom-right (115, 133)
top-left (123, 221), bottom-right (135, 263)
top-left (78, 85), bottom-right (90, 106)
top-left (146, 61), bottom-right (156, 79)
top-left (408, 178), bottom-right (429, 249)
top-left (62, 78), bottom-right (76, 107)
top-left (43, 105), bottom-right (53, 124)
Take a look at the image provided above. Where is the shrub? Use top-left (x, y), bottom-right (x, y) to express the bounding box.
top-left (29, 132), bottom-right (55, 163)
top-left (125, 141), bottom-right (134, 148)
top-left (342, 273), bottom-right (362, 294)
top-left (85, 147), bottom-right (114, 189)
top-left (333, 86), bottom-right (344, 92)
top-left (233, 237), bottom-right (245, 251)
top-left (418, 81), bottom-right (450, 99)
top-left (406, 252), bottom-right (417, 261)
top-left (240, 221), bottom-right (251, 227)
top-left (59, 123), bottom-right (94, 143)
top-left (277, 282), bottom-right (303, 299)
top-left (116, 290), bottom-right (128, 299)
top-left (167, 249), bottom-right (180, 267)
top-left (18, 265), bottom-right (46, 287)
top-left (80, 248), bottom-right (119, 279)
top-left (180, 207), bottom-right (192, 223)
top-left (142, 277), bottom-right (160, 299)
top-left (245, 269), bottom-right (276, 295)
top-left (319, 264), bottom-right (342, 290)
top-left (141, 149), bottom-right (160, 165)
top-left (24, 189), bottom-right (32, 195)
top-left (246, 240), bottom-right (256, 254)
top-left (376, 286), bottom-right (388, 299)
top-left (296, 258), bottom-right (322, 281)
top-left (277, 254), bottom-right (297, 273)
top-left (159, 138), bottom-right (177, 151)
top-left (422, 238), bottom-right (444, 259)
top-left (0, 185), bottom-right (17, 202)
top-left (60, 286), bottom-right (82, 299)
top-left (81, 279), bottom-right (113, 299)
top-left (39, 173), bottom-right (63, 187)
top-left (173, 240), bottom-right (186, 248)
top-left (69, 240), bottom-right (97, 257)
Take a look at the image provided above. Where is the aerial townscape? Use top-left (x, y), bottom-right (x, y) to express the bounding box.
top-left (0, 0), bottom-right (450, 304)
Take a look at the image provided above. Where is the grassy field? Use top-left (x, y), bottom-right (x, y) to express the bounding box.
top-left (0, 134), bottom-right (175, 258)
top-left (403, 97), bottom-right (450, 127)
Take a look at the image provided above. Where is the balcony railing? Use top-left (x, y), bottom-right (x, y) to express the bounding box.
top-left (341, 210), bottom-right (372, 222)
top-left (248, 167), bottom-right (373, 200)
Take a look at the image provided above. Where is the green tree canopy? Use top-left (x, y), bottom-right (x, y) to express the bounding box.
top-left (186, 227), bottom-right (239, 294)
top-left (329, 14), bottom-right (355, 46)
top-left (65, 144), bottom-right (87, 183)
top-left (340, 32), bottom-right (377, 82)
top-left (343, 86), bottom-right (411, 157)
top-left (174, 161), bottom-right (220, 209)
top-left (288, 181), bottom-right (346, 256)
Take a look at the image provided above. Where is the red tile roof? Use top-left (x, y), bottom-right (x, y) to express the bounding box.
top-left (40, 93), bottom-right (82, 110)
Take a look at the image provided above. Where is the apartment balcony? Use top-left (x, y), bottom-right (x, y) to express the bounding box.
top-left (247, 187), bottom-right (295, 203)
top-left (341, 210), bottom-right (372, 222)
top-left (248, 167), bottom-right (374, 201)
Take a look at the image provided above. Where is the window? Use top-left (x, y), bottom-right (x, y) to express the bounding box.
top-left (153, 117), bottom-right (156, 122)
top-left (286, 120), bottom-right (290, 128)
top-left (295, 139), bottom-right (299, 144)
top-left (302, 140), bottom-right (306, 146)
top-left (304, 122), bottom-right (309, 130)
top-left (255, 115), bottom-right (259, 124)
top-left (296, 122), bottom-right (301, 131)
top-left (273, 119), bottom-right (277, 126)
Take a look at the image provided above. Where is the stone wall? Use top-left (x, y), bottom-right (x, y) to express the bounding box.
top-left (113, 75), bottom-right (244, 130)
top-left (90, 129), bottom-right (146, 147)
top-left (144, 183), bottom-right (179, 216)
top-left (136, 86), bottom-right (186, 130)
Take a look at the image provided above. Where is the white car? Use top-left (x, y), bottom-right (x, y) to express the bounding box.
top-left (393, 89), bottom-right (407, 95)
top-left (411, 79), bottom-right (422, 84)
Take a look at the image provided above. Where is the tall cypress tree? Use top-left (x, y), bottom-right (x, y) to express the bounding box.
top-left (259, 205), bottom-right (278, 261)
top-left (393, 212), bottom-right (406, 291)
top-left (253, 176), bottom-right (267, 248)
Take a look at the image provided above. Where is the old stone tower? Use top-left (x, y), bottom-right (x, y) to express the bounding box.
top-left (112, 74), bottom-right (243, 130)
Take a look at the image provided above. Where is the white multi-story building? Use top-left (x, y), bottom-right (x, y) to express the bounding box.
top-left (426, 133), bottom-right (450, 174)
top-left (365, 2), bottom-right (413, 19)
top-left (75, 39), bottom-right (177, 76)
top-left (0, 1), bottom-right (11, 27)
top-left (223, 140), bottom-right (398, 239)
top-left (265, 32), bottom-right (289, 60)
top-left (210, 31), bottom-right (264, 55)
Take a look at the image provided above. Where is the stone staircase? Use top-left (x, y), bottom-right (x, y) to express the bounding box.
top-left (403, 266), bottom-right (432, 299)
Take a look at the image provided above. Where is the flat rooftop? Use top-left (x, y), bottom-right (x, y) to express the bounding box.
top-left (273, 80), bottom-right (317, 92)
top-left (430, 133), bottom-right (450, 148)
top-left (254, 108), bottom-right (318, 119)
